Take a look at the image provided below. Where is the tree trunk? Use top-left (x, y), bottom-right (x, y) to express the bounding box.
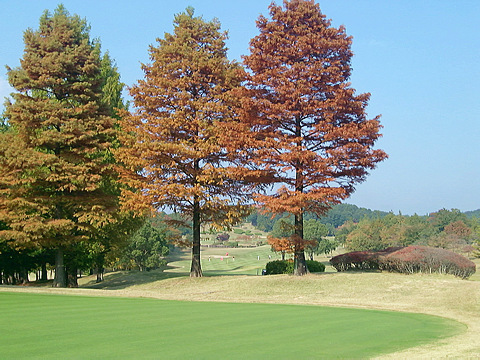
top-left (67, 268), bottom-right (78, 288)
top-left (293, 117), bottom-right (308, 276)
top-left (294, 250), bottom-right (308, 275)
top-left (96, 267), bottom-right (104, 283)
top-left (16, 269), bottom-right (28, 284)
top-left (294, 212), bottom-right (308, 276)
top-left (190, 197), bottom-right (202, 277)
top-left (41, 263), bottom-right (48, 281)
top-left (53, 248), bottom-right (67, 287)
top-left (95, 253), bottom-right (105, 282)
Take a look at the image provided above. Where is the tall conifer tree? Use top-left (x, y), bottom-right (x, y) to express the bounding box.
top-left (116, 8), bottom-right (249, 277)
top-left (0, 5), bottom-right (117, 287)
top-left (242, 0), bottom-right (387, 275)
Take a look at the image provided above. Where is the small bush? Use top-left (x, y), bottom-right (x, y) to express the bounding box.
top-left (265, 260), bottom-right (294, 275)
top-left (216, 233), bottom-right (230, 242)
top-left (306, 260), bottom-right (325, 273)
top-left (224, 241), bottom-right (238, 248)
top-left (265, 260), bottom-right (326, 274)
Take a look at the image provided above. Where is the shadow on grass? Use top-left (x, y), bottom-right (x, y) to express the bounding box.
top-left (82, 266), bottom-right (188, 290)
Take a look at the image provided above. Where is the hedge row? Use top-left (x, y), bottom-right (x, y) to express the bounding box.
top-left (265, 260), bottom-right (325, 275)
top-left (330, 246), bottom-right (476, 279)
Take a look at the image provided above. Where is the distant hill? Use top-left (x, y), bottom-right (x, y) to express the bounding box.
top-left (247, 203), bottom-right (390, 233)
top-left (464, 209), bottom-right (480, 218)
top-left (309, 203), bottom-right (389, 228)
top-left (248, 204), bottom-right (480, 234)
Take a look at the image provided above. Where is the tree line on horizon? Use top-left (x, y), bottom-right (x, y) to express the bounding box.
top-left (245, 205), bottom-right (480, 260)
top-left (0, 0), bottom-right (390, 286)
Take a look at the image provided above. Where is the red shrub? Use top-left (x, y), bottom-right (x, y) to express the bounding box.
top-left (329, 248), bottom-right (402, 272)
top-left (330, 246), bottom-right (476, 279)
top-left (380, 246), bottom-right (476, 279)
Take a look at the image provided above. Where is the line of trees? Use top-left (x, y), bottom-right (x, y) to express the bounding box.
top-left (247, 206), bottom-right (480, 261)
top-left (247, 203), bottom-right (390, 234)
top-left (0, 1), bottom-right (386, 284)
top-left (336, 209), bottom-right (480, 256)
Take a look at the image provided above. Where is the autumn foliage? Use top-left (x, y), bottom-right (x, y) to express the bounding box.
top-left (0, 6), bottom-right (118, 287)
top-left (241, 0), bottom-right (387, 274)
top-left (330, 246), bottom-right (476, 279)
top-left (1, 1), bottom-right (388, 282)
top-left (115, 8), bottom-right (251, 277)
top-left (268, 235), bottom-right (317, 258)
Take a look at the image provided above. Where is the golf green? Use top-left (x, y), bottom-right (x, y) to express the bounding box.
top-left (0, 292), bottom-right (464, 359)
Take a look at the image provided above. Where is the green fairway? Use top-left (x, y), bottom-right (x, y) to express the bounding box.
top-left (166, 245), bottom-right (298, 275)
top-left (0, 292), bottom-right (464, 359)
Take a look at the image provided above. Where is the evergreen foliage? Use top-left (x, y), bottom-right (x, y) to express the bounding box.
top-left (265, 259), bottom-right (294, 275)
top-left (247, 203), bottom-right (389, 235)
top-left (265, 259), bottom-right (325, 274)
top-left (341, 209), bottom-right (476, 253)
top-left (118, 221), bottom-right (169, 271)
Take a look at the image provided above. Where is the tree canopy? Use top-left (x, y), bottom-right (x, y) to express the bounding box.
top-left (115, 8), bottom-right (252, 277)
top-left (0, 2), bottom-right (395, 283)
top-left (0, 5), bottom-right (118, 287)
top-left (241, 0), bottom-right (387, 274)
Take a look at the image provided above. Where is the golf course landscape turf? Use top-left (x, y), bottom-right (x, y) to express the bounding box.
top-left (0, 291), bottom-right (465, 359)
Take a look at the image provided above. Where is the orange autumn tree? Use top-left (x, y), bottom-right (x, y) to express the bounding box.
top-left (242, 0), bottom-right (387, 275)
top-left (0, 6), bottom-right (118, 287)
top-left (115, 8), bottom-right (250, 277)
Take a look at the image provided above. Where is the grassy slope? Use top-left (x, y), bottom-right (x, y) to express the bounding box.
top-left (87, 250), bottom-right (480, 359)
top-left (0, 292), bottom-right (461, 359)
top-left (1, 248), bottom-right (479, 358)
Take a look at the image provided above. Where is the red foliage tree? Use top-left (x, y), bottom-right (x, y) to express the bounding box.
top-left (241, 0), bottom-right (387, 275)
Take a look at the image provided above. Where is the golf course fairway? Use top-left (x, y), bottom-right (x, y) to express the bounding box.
top-left (0, 292), bottom-right (464, 359)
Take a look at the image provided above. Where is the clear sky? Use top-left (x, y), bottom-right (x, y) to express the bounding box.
top-left (1, 0), bottom-right (479, 215)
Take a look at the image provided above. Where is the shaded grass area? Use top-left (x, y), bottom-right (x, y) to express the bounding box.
top-left (0, 292), bottom-right (464, 359)
top-left (82, 267), bottom-right (184, 289)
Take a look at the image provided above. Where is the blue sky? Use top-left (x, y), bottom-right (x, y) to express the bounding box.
top-left (1, 0), bottom-right (479, 215)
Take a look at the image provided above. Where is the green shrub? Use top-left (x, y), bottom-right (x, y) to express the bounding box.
top-left (265, 260), bottom-right (325, 274)
top-left (265, 260), bottom-right (294, 275)
top-left (306, 260), bottom-right (325, 273)
top-left (224, 241), bottom-right (239, 248)
top-left (233, 229), bottom-right (244, 234)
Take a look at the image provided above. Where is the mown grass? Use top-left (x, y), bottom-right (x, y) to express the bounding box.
top-left (0, 291), bottom-right (464, 359)
top-left (166, 245), bottom-right (283, 275)
top-left (2, 246), bottom-right (478, 358)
